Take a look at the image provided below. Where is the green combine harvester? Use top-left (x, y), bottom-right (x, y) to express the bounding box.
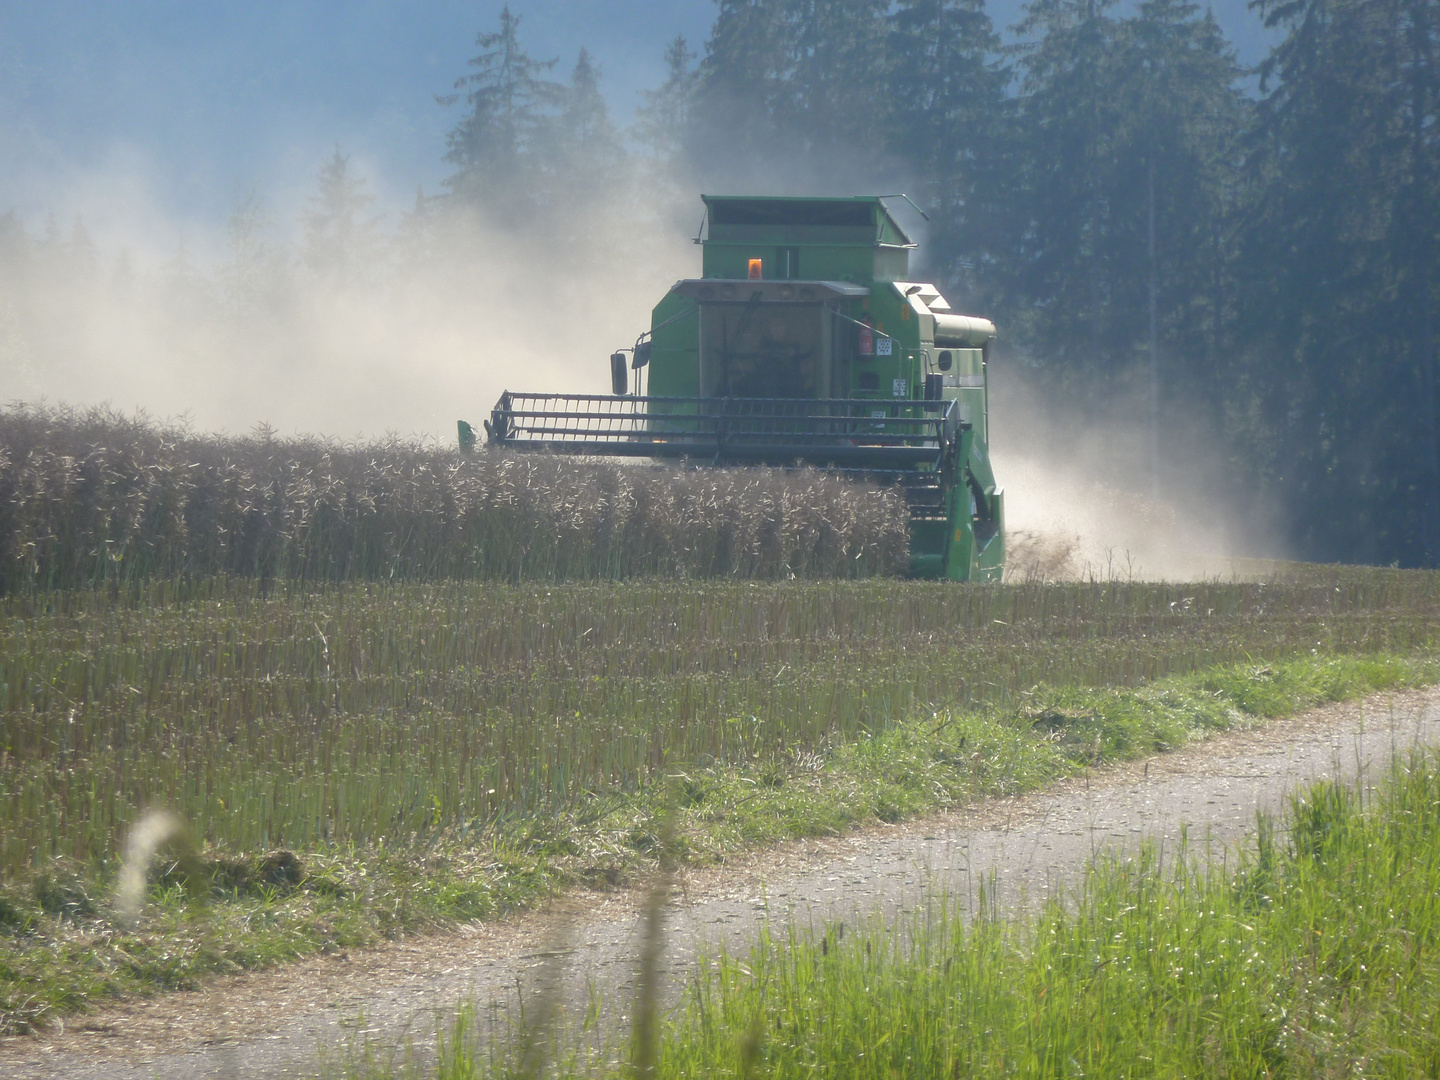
top-left (465, 195), bottom-right (1005, 581)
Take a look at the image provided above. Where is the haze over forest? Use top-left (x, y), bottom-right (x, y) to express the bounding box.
top-left (1, 0), bottom-right (1436, 568)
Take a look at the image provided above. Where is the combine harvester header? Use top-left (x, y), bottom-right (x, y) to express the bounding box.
top-left (465, 195), bottom-right (1005, 581)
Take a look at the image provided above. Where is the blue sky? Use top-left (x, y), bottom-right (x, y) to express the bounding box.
top-left (0, 0), bottom-right (1277, 252)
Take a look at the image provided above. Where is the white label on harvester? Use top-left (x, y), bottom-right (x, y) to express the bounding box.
top-left (876, 338), bottom-right (893, 356)
top-left (892, 378), bottom-right (908, 397)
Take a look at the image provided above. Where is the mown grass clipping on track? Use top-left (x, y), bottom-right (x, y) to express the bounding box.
top-left (0, 403), bottom-right (908, 592)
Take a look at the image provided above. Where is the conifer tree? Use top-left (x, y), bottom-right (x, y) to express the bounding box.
top-left (634, 35), bottom-right (698, 164)
top-left (1008, 0), bottom-right (1125, 375)
top-left (781, 0), bottom-right (891, 158)
top-left (686, 0), bottom-right (897, 187)
top-left (1239, 0), bottom-right (1440, 563)
top-left (686, 0), bottom-right (792, 179)
top-left (301, 148), bottom-right (381, 284)
top-left (223, 190), bottom-right (287, 317)
top-left (439, 6), bottom-right (563, 214)
top-left (543, 48), bottom-right (626, 199)
top-left (1110, 0), bottom-right (1249, 493)
top-left (885, 0), bottom-right (1012, 295)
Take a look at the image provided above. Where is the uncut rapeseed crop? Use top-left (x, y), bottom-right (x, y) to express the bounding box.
top-left (0, 404), bottom-right (908, 591)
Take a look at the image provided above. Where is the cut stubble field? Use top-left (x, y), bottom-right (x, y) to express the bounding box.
top-left (6, 571), bottom-right (1438, 875)
top-left (2, 564), bottom-right (1439, 1038)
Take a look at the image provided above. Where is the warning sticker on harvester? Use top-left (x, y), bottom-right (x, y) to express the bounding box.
top-left (892, 378), bottom-right (908, 397)
top-left (876, 338), bottom-right (893, 356)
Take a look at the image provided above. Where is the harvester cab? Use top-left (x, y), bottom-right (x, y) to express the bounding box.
top-left (468, 195), bottom-right (1005, 581)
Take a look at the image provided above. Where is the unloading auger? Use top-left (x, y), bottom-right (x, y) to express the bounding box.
top-left (462, 195), bottom-right (1004, 581)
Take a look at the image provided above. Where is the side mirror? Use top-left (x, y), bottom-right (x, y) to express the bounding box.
top-left (937, 350), bottom-right (953, 372)
top-left (632, 341), bottom-right (652, 369)
top-left (610, 352), bottom-right (628, 396)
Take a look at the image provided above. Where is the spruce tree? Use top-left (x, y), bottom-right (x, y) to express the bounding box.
top-left (885, 0), bottom-right (1012, 297)
top-left (1008, 0), bottom-right (1126, 376)
top-left (547, 48), bottom-right (626, 196)
top-left (634, 35), bottom-right (698, 164)
top-left (686, 0), bottom-right (792, 180)
top-left (781, 0), bottom-right (891, 159)
top-left (301, 148), bottom-right (381, 284)
top-left (439, 6), bottom-right (563, 215)
top-left (223, 190), bottom-right (286, 318)
top-left (1241, 0), bottom-right (1440, 564)
top-left (1005, 0), bottom-right (1247, 403)
top-left (686, 0), bottom-right (897, 188)
top-left (1108, 0), bottom-right (1249, 493)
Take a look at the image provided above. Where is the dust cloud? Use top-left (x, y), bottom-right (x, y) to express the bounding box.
top-left (0, 162), bottom-right (697, 441)
top-left (2, 151), bottom-right (1286, 582)
top-left (988, 364), bottom-right (1287, 581)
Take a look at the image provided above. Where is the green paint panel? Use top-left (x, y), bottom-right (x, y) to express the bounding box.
top-left (643, 293), bottom-right (699, 399)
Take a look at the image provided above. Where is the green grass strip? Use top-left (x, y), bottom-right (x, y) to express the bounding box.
top-left (650, 651), bottom-right (1440, 857)
top-left (2, 650), bottom-right (1436, 1035)
top-left (564, 745), bottom-right (1440, 1078)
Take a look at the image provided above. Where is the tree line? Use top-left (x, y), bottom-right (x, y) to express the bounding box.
top-left (1, 0), bottom-right (1434, 567)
